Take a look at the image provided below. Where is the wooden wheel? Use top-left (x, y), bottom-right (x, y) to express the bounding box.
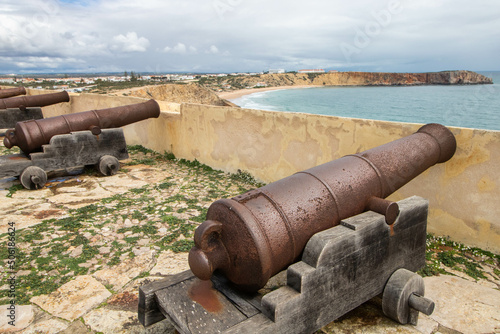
top-left (382, 268), bottom-right (435, 325)
top-left (20, 166), bottom-right (48, 190)
top-left (97, 155), bottom-right (120, 176)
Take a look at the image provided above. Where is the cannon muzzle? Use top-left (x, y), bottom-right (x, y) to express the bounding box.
top-left (0, 87), bottom-right (26, 99)
top-left (0, 91), bottom-right (69, 110)
top-left (188, 123), bottom-right (457, 291)
top-left (3, 99), bottom-right (161, 153)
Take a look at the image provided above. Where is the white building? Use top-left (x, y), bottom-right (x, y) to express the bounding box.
top-left (298, 69), bottom-right (325, 74)
top-left (269, 69), bottom-right (285, 74)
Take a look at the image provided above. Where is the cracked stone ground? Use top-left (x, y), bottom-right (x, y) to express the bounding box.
top-left (0, 142), bottom-right (498, 334)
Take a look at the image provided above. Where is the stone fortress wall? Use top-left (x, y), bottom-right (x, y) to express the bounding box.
top-left (32, 89), bottom-right (500, 253)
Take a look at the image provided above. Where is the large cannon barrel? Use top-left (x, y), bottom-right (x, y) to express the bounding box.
top-left (0, 87), bottom-right (26, 99)
top-left (189, 123), bottom-right (457, 291)
top-left (3, 99), bottom-right (161, 153)
top-left (0, 91), bottom-right (69, 110)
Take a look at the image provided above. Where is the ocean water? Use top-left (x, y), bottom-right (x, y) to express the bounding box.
top-left (231, 71), bottom-right (500, 131)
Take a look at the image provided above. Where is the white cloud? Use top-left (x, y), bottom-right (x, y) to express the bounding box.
top-left (4, 56), bottom-right (85, 70)
top-left (15, 62), bottom-right (38, 69)
top-left (111, 32), bottom-right (150, 52)
top-left (207, 45), bottom-right (219, 54)
top-left (163, 43), bottom-right (197, 54)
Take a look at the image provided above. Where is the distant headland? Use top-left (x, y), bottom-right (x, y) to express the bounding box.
top-left (214, 70), bottom-right (493, 91)
top-left (216, 70), bottom-right (493, 100)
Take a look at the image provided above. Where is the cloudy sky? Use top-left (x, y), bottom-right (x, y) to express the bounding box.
top-left (1, 0), bottom-right (499, 74)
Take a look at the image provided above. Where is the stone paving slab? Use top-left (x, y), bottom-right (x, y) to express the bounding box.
top-left (92, 250), bottom-right (156, 291)
top-left (1, 305), bottom-right (69, 334)
top-left (30, 275), bottom-right (112, 321)
top-left (83, 308), bottom-right (174, 334)
top-left (321, 301), bottom-right (422, 334)
top-left (0, 305), bottom-right (33, 332)
top-left (18, 318), bottom-right (68, 334)
top-left (421, 275), bottom-right (500, 334)
top-left (150, 250), bottom-right (189, 276)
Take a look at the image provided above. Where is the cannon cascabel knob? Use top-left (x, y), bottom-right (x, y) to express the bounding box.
top-left (189, 220), bottom-right (230, 281)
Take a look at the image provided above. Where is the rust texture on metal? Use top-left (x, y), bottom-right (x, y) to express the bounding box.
top-left (0, 91), bottom-right (69, 110)
top-left (3, 99), bottom-right (161, 153)
top-left (189, 123), bottom-right (457, 291)
top-left (0, 87), bottom-right (26, 99)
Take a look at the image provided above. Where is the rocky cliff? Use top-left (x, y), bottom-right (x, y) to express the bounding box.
top-left (116, 71), bottom-right (491, 105)
top-left (127, 83), bottom-right (228, 106)
top-left (312, 70), bottom-right (493, 86)
top-left (224, 70), bottom-right (492, 89)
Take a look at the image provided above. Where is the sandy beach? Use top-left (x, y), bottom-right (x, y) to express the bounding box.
top-left (217, 85), bottom-right (319, 101)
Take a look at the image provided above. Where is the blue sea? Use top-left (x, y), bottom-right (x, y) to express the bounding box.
top-left (231, 72), bottom-right (500, 131)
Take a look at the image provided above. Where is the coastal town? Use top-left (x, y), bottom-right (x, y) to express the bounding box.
top-left (0, 72), bottom-right (230, 93)
top-left (0, 69), bottom-right (339, 94)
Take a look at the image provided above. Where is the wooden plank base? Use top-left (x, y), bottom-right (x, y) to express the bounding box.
top-left (139, 196), bottom-right (429, 334)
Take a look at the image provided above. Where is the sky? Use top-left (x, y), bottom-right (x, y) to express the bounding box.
top-left (0, 0), bottom-right (499, 74)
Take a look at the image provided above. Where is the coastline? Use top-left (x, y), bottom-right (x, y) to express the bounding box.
top-left (215, 71), bottom-right (493, 102)
top-left (218, 85), bottom-right (320, 101)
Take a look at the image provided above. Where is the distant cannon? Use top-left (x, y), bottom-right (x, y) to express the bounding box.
top-left (188, 123), bottom-right (457, 291)
top-left (4, 99), bottom-right (160, 154)
top-left (0, 87), bottom-right (26, 99)
top-left (0, 90), bottom-right (68, 130)
top-left (0, 99), bottom-right (161, 189)
top-left (0, 91), bottom-right (69, 110)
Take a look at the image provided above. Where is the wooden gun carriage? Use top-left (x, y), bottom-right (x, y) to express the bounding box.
top-left (0, 99), bottom-right (160, 189)
top-left (0, 91), bottom-right (69, 129)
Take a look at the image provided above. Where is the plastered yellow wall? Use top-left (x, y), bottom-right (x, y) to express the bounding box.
top-left (38, 92), bottom-right (500, 253)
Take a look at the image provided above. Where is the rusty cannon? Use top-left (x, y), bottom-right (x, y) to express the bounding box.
top-left (139, 123), bottom-right (455, 334)
top-left (0, 99), bottom-right (160, 189)
top-left (0, 90), bottom-right (69, 110)
top-left (4, 98), bottom-right (159, 154)
top-left (188, 123), bottom-right (456, 291)
top-left (0, 91), bottom-right (69, 129)
top-left (0, 86), bottom-right (26, 99)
